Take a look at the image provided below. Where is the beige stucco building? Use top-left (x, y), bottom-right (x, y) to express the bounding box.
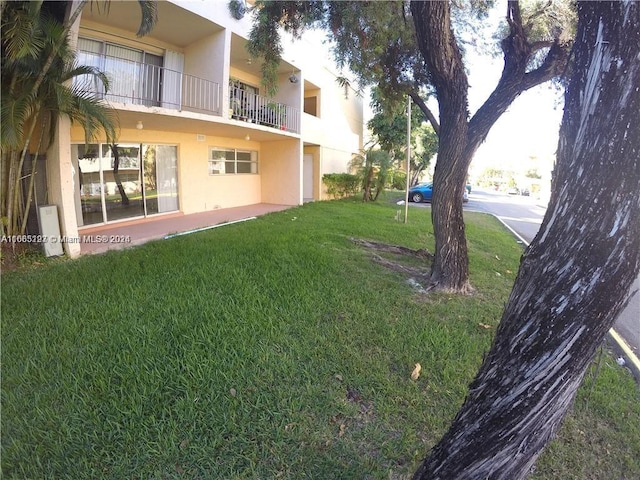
top-left (45, 0), bottom-right (362, 257)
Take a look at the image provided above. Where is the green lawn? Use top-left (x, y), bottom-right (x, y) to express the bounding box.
top-left (2, 197), bottom-right (639, 479)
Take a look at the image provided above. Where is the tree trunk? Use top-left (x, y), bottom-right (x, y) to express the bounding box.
top-left (430, 143), bottom-right (473, 293)
top-left (410, 1), bottom-right (570, 293)
top-left (413, 2), bottom-right (640, 478)
top-left (411, 1), bottom-right (473, 293)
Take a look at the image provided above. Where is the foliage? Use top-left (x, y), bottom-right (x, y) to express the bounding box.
top-left (247, 1), bottom-right (325, 97)
top-left (367, 88), bottom-right (438, 187)
top-left (525, 168), bottom-right (542, 179)
top-left (1, 2), bottom-right (116, 236)
top-left (349, 148), bottom-right (393, 202)
top-left (227, 0), bottom-right (246, 20)
top-left (2, 199), bottom-right (638, 478)
top-left (390, 171), bottom-right (407, 191)
top-left (321, 172), bottom-right (359, 199)
top-left (0, 1), bottom-right (157, 237)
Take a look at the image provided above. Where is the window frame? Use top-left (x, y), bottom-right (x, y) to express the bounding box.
top-left (208, 147), bottom-right (258, 175)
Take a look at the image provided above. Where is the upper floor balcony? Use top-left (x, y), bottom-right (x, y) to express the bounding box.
top-left (229, 84), bottom-right (300, 133)
top-left (76, 50), bottom-right (222, 116)
top-left (75, 50), bottom-right (301, 134)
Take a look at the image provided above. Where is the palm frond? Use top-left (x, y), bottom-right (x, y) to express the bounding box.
top-left (63, 84), bottom-right (117, 143)
top-left (63, 65), bottom-right (110, 93)
top-left (1, 90), bottom-right (40, 149)
top-left (136, 0), bottom-right (158, 37)
top-left (1, 1), bottom-right (45, 61)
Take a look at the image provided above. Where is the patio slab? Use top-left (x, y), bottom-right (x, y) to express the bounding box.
top-left (79, 203), bottom-right (292, 255)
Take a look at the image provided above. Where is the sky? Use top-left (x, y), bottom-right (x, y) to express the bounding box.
top-left (466, 51), bottom-right (564, 180)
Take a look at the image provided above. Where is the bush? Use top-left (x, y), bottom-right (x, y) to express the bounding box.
top-left (322, 173), bottom-right (360, 198)
top-left (390, 171), bottom-right (407, 190)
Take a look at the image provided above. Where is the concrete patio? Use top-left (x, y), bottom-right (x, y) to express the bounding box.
top-left (78, 203), bottom-right (292, 255)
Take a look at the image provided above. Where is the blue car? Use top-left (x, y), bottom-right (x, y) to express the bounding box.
top-left (408, 183), bottom-right (469, 203)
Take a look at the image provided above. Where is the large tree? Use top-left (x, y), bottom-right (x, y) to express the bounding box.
top-left (245, 2), bottom-right (639, 476)
top-left (409, 0), bottom-right (572, 292)
top-left (246, 0), bottom-right (573, 293)
top-left (412, 1), bottom-right (639, 477)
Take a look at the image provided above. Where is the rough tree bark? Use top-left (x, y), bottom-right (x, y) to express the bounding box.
top-left (413, 2), bottom-right (640, 478)
top-left (410, 1), bottom-right (569, 293)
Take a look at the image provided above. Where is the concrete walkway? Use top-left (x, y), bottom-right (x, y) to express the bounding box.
top-left (79, 203), bottom-right (292, 255)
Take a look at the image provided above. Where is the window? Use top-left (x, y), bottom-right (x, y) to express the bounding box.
top-left (76, 37), bottom-right (166, 107)
top-left (209, 148), bottom-right (258, 175)
top-left (304, 96), bottom-right (319, 117)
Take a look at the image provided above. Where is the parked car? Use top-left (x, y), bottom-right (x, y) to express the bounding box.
top-left (409, 183), bottom-right (433, 203)
top-left (409, 183), bottom-right (469, 203)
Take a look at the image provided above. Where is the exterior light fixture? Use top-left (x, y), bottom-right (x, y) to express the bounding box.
top-left (244, 134), bottom-right (250, 141)
top-left (136, 120), bottom-right (143, 130)
top-left (288, 65), bottom-right (299, 83)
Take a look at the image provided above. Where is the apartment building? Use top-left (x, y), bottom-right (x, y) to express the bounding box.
top-left (47, 0), bottom-right (362, 257)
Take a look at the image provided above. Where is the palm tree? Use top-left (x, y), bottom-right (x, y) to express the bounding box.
top-left (1, 1), bottom-right (157, 237)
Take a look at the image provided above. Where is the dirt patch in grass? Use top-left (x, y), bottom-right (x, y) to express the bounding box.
top-left (1, 243), bottom-right (44, 273)
top-left (350, 237), bottom-right (433, 287)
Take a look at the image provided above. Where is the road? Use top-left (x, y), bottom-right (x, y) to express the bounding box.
top-left (465, 188), bottom-right (639, 368)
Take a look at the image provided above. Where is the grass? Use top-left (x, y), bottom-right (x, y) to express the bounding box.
top-left (2, 196), bottom-right (639, 479)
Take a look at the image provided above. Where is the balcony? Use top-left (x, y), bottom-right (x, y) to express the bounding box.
top-left (229, 85), bottom-right (300, 134)
top-left (76, 51), bottom-right (221, 115)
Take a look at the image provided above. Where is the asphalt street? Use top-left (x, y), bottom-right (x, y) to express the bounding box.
top-left (465, 188), bottom-right (639, 375)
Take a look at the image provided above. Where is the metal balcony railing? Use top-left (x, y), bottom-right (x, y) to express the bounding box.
top-left (75, 51), bottom-right (221, 115)
top-left (229, 85), bottom-right (300, 134)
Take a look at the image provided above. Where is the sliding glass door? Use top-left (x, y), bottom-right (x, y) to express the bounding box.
top-left (73, 143), bottom-right (179, 226)
top-left (102, 144), bottom-right (144, 222)
top-left (142, 145), bottom-right (179, 215)
top-left (74, 143), bottom-right (103, 226)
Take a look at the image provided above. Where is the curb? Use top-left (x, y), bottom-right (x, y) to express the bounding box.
top-left (607, 329), bottom-right (640, 382)
top-left (490, 213), bottom-right (640, 383)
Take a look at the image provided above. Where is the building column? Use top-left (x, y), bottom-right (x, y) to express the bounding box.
top-left (46, 116), bottom-right (81, 257)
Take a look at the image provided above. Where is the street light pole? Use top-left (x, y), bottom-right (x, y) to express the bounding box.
top-left (404, 95), bottom-right (411, 223)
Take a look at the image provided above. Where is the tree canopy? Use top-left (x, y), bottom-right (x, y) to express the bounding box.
top-left (246, 0), bottom-right (574, 292)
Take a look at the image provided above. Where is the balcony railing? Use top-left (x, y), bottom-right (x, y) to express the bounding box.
top-left (229, 85), bottom-right (300, 134)
top-left (75, 51), bottom-right (221, 115)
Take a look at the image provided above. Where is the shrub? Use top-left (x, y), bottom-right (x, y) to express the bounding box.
top-left (322, 173), bottom-right (360, 198)
top-left (390, 171), bottom-right (407, 190)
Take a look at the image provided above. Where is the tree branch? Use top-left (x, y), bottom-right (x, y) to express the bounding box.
top-left (409, 91), bottom-right (440, 136)
top-left (410, 1), bottom-right (468, 128)
top-left (530, 40), bottom-right (555, 53)
top-left (522, 40), bottom-right (569, 89)
top-left (466, 1), bottom-right (570, 154)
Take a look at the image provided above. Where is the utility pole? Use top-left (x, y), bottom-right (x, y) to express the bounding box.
top-left (404, 95), bottom-right (411, 223)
